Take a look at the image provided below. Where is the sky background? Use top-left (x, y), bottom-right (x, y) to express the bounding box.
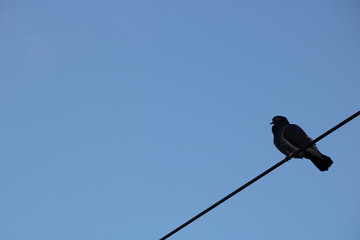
top-left (1, 1), bottom-right (360, 239)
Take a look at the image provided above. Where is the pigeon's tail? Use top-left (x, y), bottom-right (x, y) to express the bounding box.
top-left (305, 152), bottom-right (333, 171)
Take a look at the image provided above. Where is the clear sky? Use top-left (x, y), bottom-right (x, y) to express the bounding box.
top-left (1, 1), bottom-right (359, 239)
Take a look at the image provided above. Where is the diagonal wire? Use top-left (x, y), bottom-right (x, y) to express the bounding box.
top-left (160, 110), bottom-right (360, 240)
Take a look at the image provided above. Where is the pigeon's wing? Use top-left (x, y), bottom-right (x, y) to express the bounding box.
top-left (283, 124), bottom-right (313, 149)
top-left (283, 124), bottom-right (333, 171)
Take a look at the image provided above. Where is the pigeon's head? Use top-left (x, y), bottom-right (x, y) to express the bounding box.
top-left (271, 116), bottom-right (289, 125)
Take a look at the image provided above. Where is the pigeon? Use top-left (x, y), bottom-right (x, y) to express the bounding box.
top-left (271, 116), bottom-right (333, 171)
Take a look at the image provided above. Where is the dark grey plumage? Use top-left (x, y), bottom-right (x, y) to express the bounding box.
top-left (271, 116), bottom-right (333, 171)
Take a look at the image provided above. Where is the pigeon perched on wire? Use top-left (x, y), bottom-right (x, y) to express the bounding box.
top-left (271, 116), bottom-right (333, 171)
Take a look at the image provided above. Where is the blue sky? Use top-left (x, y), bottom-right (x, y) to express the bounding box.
top-left (1, 1), bottom-right (359, 239)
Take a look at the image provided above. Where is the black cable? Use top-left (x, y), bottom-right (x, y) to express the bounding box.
top-left (160, 111), bottom-right (360, 240)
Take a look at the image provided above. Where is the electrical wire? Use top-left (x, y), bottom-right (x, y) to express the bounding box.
top-left (160, 110), bottom-right (360, 240)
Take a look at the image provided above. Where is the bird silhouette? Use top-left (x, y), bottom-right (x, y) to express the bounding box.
top-left (271, 116), bottom-right (333, 171)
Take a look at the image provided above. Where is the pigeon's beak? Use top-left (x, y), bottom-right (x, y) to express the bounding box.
top-left (270, 121), bottom-right (274, 125)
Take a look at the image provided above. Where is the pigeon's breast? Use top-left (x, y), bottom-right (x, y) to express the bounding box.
top-left (273, 129), bottom-right (305, 158)
top-left (273, 131), bottom-right (291, 155)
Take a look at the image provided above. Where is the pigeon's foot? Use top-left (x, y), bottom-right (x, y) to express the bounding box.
top-left (285, 152), bottom-right (294, 161)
